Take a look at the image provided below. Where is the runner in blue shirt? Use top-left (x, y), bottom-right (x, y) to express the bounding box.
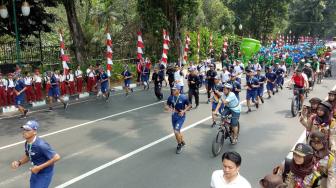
top-left (11, 120), bottom-right (61, 188)
top-left (265, 66), bottom-right (277, 98)
top-left (255, 68), bottom-right (266, 104)
top-left (245, 69), bottom-right (259, 113)
top-left (227, 73), bottom-right (241, 102)
top-left (14, 74), bottom-right (28, 118)
top-left (121, 65), bottom-right (133, 96)
top-left (47, 71), bottom-right (68, 111)
top-left (165, 85), bottom-right (191, 154)
top-left (99, 68), bottom-right (110, 102)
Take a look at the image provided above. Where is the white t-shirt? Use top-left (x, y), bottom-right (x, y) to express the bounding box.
top-left (233, 65), bottom-right (243, 78)
top-left (220, 71), bottom-right (230, 83)
top-left (280, 65), bottom-right (287, 74)
top-left (210, 170), bottom-right (251, 188)
top-left (33, 75), bottom-right (42, 83)
top-left (174, 70), bottom-right (184, 87)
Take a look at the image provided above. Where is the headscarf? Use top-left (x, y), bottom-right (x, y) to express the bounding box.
top-left (290, 154), bottom-right (315, 179)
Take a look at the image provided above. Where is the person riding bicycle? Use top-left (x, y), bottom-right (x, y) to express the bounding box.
top-left (213, 83), bottom-right (241, 144)
top-left (289, 69), bottom-right (307, 110)
top-left (311, 56), bottom-right (320, 80)
top-left (302, 63), bottom-right (314, 89)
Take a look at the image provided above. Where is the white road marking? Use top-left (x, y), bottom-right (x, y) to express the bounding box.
top-left (0, 87), bottom-right (151, 120)
top-left (0, 101), bottom-right (165, 151)
top-left (55, 96), bottom-right (251, 188)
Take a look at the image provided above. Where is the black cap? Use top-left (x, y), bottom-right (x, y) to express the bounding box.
top-left (328, 90), bottom-right (336, 95)
top-left (319, 101), bottom-right (332, 111)
top-left (291, 143), bottom-right (313, 157)
top-left (310, 131), bottom-right (326, 143)
top-left (309, 97), bottom-right (322, 104)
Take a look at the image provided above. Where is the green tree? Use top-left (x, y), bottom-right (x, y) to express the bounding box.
top-left (224, 0), bottom-right (291, 38)
top-left (137, 0), bottom-right (199, 62)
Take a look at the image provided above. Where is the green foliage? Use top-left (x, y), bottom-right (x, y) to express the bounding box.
top-left (288, 0), bottom-right (336, 39)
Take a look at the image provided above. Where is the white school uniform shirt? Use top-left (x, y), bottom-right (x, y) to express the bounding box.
top-left (8, 79), bottom-right (15, 88)
top-left (59, 74), bottom-right (66, 82)
top-left (174, 70), bottom-right (184, 87)
top-left (66, 74), bottom-right (75, 82)
top-left (33, 75), bottom-right (42, 83)
top-left (24, 77), bottom-right (33, 86)
top-left (210, 170), bottom-right (251, 188)
top-left (0, 78), bottom-right (8, 90)
top-left (86, 68), bottom-right (95, 78)
top-left (75, 69), bottom-right (83, 78)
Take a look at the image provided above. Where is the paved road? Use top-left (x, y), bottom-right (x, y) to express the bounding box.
top-left (0, 63), bottom-right (335, 188)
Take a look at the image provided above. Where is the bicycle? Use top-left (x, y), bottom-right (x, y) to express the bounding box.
top-left (212, 114), bottom-right (240, 157)
top-left (288, 86), bottom-right (303, 117)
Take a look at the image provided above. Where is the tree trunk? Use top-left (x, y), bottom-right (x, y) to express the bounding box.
top-left (62, 0), bottom-right (86, 65)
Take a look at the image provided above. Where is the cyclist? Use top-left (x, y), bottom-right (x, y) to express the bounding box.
top-left (302, 63), bottom-right (314, 89)
top-left (213, 83), bottom-right (241, 144)
top-left (289, 69), bottom-right (307, 110)
top-left (311, 56), bottom-right (320, 81)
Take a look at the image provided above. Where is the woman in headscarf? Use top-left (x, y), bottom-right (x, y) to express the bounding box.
top-left (309, 131), bottom-right (336, 188)
top-left (273, 143), bottom-right (321, 188)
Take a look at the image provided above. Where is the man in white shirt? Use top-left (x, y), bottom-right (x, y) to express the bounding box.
top-left (210, 151), bottom-right (251, 188)
top-left (220, 67), bottom-right (230, 84)
top-left (174, 65), bottom-right (185, 94)
top-left (233, 61), bottom-right (244, 79)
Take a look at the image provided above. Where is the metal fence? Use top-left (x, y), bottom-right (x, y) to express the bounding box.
top-left (0, 41), bottom-right (137, 65)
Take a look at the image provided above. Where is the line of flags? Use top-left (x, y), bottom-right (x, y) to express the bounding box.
top-left (59, 30), bottom-right (316, 73)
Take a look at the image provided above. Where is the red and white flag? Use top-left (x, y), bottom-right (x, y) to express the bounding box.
top-left (223, 39), bottom-right (228, 52)
top-left (59, 33), bottom-right (69, 75)
top-left (106, 32), bottom-right (113, 77)
top-left (137, 31), bottom-right (144, 60)
top-left (183, 33), bottom-right (191, 64)
top-left (197, 32), bottom-right (200, 62)
top-left (161, 29), bottom-right (170, 64)
top-left (209, 33), bottom-right (213, 51)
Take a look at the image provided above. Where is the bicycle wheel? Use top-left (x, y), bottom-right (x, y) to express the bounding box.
top-left (212, 129), bottom-right (225, 157)
top-left (291, 97), bottom-right (298, 117)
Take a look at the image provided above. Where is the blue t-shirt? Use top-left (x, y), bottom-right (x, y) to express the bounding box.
top-left (100, 73), bottom-right (108, 86)
top-left (122, 70), bottom-right (131, 81)
top-left (50, 75), bottom-right (59, 88)
top-left (167, 94), bottom-right (189, 115)
top-left (266, 72), bottom-right (277, 82)
top-left (222, 92), bottom-right (240, 113)
top-left (246, 76), bottom-right (259, 91)
top-left (15, 79), bottom-right (25, 96)
top-left (25, 137), bottom-right (56, 174)
top-left (274, 68), bottom-right (285, 76)
top-left (255, 74), bottom-right (266, 87)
